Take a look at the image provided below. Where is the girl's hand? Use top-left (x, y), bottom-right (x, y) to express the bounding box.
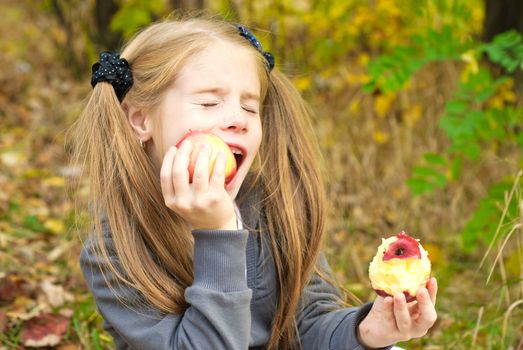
top-left (160, 140), bottom-right (237, 230)
top-left (357, 277), bottom-right (438, 348)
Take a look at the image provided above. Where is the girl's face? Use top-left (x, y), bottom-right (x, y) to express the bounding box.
top-left (150, 41), bottom-right (263, 199)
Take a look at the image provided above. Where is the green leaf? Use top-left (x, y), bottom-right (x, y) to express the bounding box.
top-left (23, 215), bottom-right (45, 232)
top-left (446, 100), bottom-right (468, 115)
top-left (423, 153), bottom-right (447, 166)
top-left (451, 140), bottom-right (481, 160)
top-left (482, 30), bottom-right (523, 73)
top-left (450, 156), bottom-right (462, 180)
top-left (91, 328), bottom-right (101, 350)
top-left (406, 178), bottom-right (436, 195)
top-left (362, 81), bottom-right (377, 93)
top-left (110, 0), bottom-right (166, 39)
top-left (517, 133), bottom-right (523, 150)
top-left (410, 165), bottom-right (448, 190)
top-left (412, 165), bottom-right (438, 178)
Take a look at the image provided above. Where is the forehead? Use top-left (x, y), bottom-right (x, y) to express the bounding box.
top-left (174, 41), bottom-right (261, 93)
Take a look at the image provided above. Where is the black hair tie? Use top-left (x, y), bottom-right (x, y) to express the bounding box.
top-left (237, 25), bottom-right (275, 72)
top-left (91, 51), bottom-right (133, 101)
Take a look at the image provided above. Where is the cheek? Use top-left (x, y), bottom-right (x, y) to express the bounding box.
top-left (251, 121), bottom-right (263, 153)
top-left (159, 110), bottom-right (208, 148)
top-left (161, 123), bottom-right (185, 149)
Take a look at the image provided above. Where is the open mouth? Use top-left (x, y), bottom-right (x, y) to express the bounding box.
top-left (230, 147), bottom-right (245, 169)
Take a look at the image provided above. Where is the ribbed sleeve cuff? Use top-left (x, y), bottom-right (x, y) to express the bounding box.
top-left (330, 302), bottom-right (394, 350)
top-left (191, 229), bottom-right (249, 292)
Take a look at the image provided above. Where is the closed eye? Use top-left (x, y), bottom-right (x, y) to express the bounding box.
top-left (201, 103), bottom-right (218, 108)
top-left (242, 106), bottom-right (258, 114)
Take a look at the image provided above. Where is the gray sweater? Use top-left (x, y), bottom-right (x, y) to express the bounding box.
top-left (80, 193), bottom-right (391, 350)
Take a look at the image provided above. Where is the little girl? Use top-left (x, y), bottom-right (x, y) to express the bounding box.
top-left (72, 14), bottom-right (437, 350)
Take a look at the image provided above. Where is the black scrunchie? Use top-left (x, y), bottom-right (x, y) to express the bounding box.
top-left (91, 51), bottom-right (133, 101)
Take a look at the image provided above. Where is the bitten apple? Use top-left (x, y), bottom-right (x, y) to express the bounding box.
top-left (368, 231), bottom-right (431, 302)
top-left (176, 131), bottom-right (238, 184)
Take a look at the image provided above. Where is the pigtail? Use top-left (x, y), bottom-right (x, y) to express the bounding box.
top-left (260, 70), bottom-right (327, 350)
top-left (69, 81), bottom-right (193, 314)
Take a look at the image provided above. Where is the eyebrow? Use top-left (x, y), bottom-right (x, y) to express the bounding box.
top-left (191, 87), bottom-right (260, 102)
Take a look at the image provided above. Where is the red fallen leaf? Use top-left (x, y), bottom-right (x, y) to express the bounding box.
top-left (0, 275), bottom-right (33, 305)
top-left (20, 313), bottom-right (69, 348)
top-left (0, 276), bottom-right (17, 304)
top-left (0, 311), bottom-right (7, 332)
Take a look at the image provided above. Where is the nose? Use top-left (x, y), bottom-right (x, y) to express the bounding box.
top-left (220, 104), bottom-right (249, 134)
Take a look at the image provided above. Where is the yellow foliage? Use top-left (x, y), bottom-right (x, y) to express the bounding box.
top-left (403, 104), bottom-right (423, 128)
top-left (348, 100), bottom-right (360, 117)
top-left (352, 8), bottom-right (373, 30)
top-left (470, 2), bottom-right (485, 33)
top-left (44, 176), bottom-right (66, 188)
top-left (44, 219), bottom-right (66, 235)
top-left (345, 71), bottom-right (370, 86)
top-left (374, 93), bottom-right (396, 118)
top-left (293, 76), bottom-right (312, 92)
top-left (328, 1), bottom-right (351, 20)
top-left (487, 78), bottom-right (517, 109)
top-left (373, 131), bottom-right (389, 144)
top-left (460, 50), bottom-right (479, 82)
top-left (376, 0), bottom-right (401, 18)
top-left (357, 53), bottom-right (370, 67)
top-left (423, 242), bottom-right (446, 267)
top-left (488, 96), bottom-right (505, 110)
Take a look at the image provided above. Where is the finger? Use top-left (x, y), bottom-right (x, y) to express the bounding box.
top-left (372, 295), bottom-right (392, 312)
top-left (408, 301), bottom-right (420, 319)
top-left (427, 277), bottom-right (438, 306)
top-left (171, 140), bottom-right (192, 200)
top-left (370, 295), bottom-right (396, 326)
top-left (414, 287), bottom-right (437, 330)
top-left (209, 151), bottom-right (227, 189)
top-left (393, 293), bottom-right (412, 334)
top-left (192, 144), bottom-right (211, 194)
top-left (160, 146), bottom-right (177, 201)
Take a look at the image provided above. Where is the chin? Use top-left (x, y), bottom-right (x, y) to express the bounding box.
top-left (224, 165), bottom-right (249, 200)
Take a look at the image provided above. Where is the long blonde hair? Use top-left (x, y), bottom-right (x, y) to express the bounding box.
top-left (69, 14), bottom-right (326, 350)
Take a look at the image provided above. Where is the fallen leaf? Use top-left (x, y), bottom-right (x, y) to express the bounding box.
top-left (0, 274), bottom-right (32, 305)
top-left (0, 310), bottom-right (7, 332)
top-left (7, 296), bottom-right (47, 320)
top-left (43, 218), bottom-right (65, 235)
top-left (57, 344), bottom-right (81, 350)
top-left (20, 312), bottom-right (69, 348)
top-left (0, 276), bottom-right (17, 304)
top-left (0, 151), bottom-right (25, 167)
top-left (43, 176), bottom-right (65, 188)
top-left (40, 280), bottom-right (73, 307)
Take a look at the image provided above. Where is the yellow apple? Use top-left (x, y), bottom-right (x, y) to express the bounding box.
top-left (176, 131), bottom-right (238, 184)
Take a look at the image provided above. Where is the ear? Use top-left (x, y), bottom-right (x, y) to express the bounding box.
top-left (122, 101), bottom-right (154, 142)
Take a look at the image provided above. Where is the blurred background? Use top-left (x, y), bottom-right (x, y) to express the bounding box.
top-left (0, 0), bottom-right (522, 348)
